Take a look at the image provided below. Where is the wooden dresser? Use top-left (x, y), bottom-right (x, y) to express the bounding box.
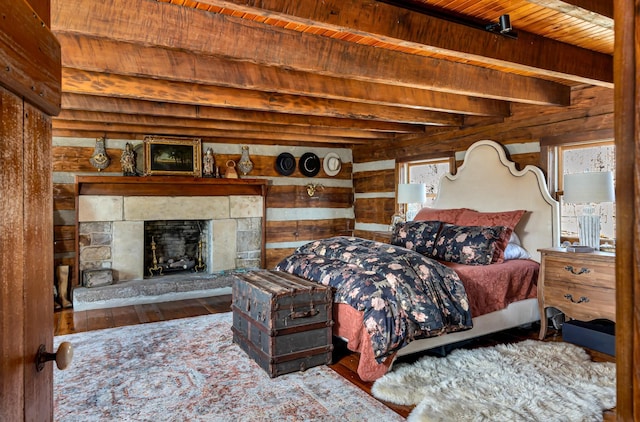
top-left (537, 247), bottom-right (616, 339)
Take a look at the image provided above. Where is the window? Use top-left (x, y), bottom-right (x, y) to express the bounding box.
top-left (399, 158), bottom-right (450, 220)
top-left (558, 141), bottom-right (616, 242)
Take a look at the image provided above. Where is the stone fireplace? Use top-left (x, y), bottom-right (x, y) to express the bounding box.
top-left (73, 177), bottom-right (267, 310)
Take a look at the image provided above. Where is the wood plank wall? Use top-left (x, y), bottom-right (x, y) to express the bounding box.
top-left (352, 85), bottom-right (614, 236)
top-left (52, 141), bottom-right (353, 285)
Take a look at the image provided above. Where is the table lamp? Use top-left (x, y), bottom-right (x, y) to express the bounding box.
top-left (396, 183), bottom-right (426, 222)
top-left (563, 171), bottom-right (615, 250)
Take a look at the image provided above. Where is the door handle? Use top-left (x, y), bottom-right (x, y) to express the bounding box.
top-left (36, 342), bottom-right (73, 372)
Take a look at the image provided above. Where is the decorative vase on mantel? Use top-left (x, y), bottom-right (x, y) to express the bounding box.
top-left (89, 137), bottom-right (110, 172)
top-left (237, 145), bottom-right (254, 176)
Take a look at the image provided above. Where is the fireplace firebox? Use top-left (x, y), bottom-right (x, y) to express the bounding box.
top-left (144, 220), bottom-right (209, 277)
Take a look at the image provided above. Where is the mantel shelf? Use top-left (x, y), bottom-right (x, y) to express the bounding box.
top-left (76, 176), bottom-right (269, 197)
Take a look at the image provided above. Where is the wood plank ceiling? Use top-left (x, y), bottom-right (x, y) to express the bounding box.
top-left (50, 0), bottom-right (613, 147)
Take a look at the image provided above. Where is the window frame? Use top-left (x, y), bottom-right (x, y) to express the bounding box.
top-left (554, 140), bottom-right (616, 243)
top-left (397, 156), bottom-right (453, 217)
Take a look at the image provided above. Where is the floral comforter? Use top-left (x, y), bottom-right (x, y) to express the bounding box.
top-left (274, 236), bottom-right (472, 362)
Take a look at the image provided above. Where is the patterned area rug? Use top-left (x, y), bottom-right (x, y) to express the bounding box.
top-left (54, 313), bottom-right (403, 422)
top-left (372, 340), bottom-right (616, 422)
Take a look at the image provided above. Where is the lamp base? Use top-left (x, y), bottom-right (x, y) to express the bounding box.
top-left (578, 213), bottom-right (600, 250)
top-left (389, 213), bottom-right (405, 231)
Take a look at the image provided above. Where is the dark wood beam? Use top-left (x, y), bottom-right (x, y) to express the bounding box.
top-left (61, 68), bottom-right (464, 125)
top-left (526, 0), bottom-right (613, 21)
top-left (60, 93), bottom-right (424, 133)
top-left (197, 0), bottom-right (612, 85)
top-left (51, 120), bottom-right (371, 144)
top-left (51, 0), bottom-right (571, 105)
top-left (0, 0), bottom-right (61, 115)
top-left (54, 110), bottom-right (390, 139)
top-left (56, 34), bottom-right (510, 117)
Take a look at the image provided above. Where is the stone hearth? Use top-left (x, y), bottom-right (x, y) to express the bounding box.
top-left (72, 272), bottom-right (234, 311)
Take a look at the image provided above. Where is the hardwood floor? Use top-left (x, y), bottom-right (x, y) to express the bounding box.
top-left (54, 296), bottom-right (616, 420)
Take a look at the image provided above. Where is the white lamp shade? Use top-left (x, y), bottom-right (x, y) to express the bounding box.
top-left (563, 172), bottom-right (615, 204)
top-left (397, 183), bottom-right (426, 204)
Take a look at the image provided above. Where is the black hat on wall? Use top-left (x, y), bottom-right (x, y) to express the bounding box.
top-left (299, 152), bottom-right (321, 177)
top-left (275, 152), bottom-right (296, 176)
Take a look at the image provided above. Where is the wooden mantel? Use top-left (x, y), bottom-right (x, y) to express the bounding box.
top-left (75, 176), bottom-right (269, 197)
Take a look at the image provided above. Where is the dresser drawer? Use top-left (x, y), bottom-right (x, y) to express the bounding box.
top-left (543, 280), bottom-right (616, 322)
top-left (543, 255), bottom-right (615, 289)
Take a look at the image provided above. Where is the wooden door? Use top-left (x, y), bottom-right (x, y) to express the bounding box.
top-left (0, 86), bottom-right (55, 421)
top-left (0, 0), bottom-right (60, 420)
top-left (614, 1), bottom-right (640, 419)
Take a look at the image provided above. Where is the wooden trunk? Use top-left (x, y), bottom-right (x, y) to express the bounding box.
top-left (231, 270), bottom-right (333, 378)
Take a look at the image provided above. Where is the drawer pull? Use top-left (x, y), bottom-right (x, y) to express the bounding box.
top-left (564, 265), bottom-right (590, 275)
top-left (564, 294), bottom-right (590, 304)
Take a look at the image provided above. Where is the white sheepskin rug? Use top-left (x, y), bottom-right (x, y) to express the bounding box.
top-left (371, 340), bottom-right (616, 422)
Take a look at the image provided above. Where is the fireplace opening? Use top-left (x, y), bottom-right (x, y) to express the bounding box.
top-left (143, 220), bottom-right (210, 278)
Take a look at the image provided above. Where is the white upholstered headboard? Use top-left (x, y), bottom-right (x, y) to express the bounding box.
top-left (433, 140), bottom-right (560, 262)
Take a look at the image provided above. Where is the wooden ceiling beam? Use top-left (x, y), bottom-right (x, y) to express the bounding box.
top-left (51, 0), bottom-right (571, 105)
top-left (51, 129), bottom-right (354, 148)
top-left (60, 94), bottom-right (425, 133)
top-left (51, 120), bottom-right (370, 144)
top-left (61, 68), bottom-right (464, 126)
top-left (189, 0), bottom-right (612, 86)
top-left (526, 0), bottom-right (613, 21)
top-left (54, 110), bottom-right (390, 139)
top-left (1, 0), bottom-right (61, 115)
top-left (56, 33), bottom-right (510, 117)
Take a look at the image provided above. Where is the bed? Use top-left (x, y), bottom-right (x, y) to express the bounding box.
top-left (275, 140), bottom-right (560, 381)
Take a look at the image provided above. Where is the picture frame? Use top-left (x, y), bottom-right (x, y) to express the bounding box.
top-left (143, 136), bottom-right (202, 177)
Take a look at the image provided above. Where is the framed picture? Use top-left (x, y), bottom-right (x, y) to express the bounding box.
top-left (143, 136), bottom-right (202, 176)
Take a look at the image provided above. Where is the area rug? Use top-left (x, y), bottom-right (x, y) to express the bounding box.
top-left (372, 340), bottom-right (615, 422)
top-left (54, 313), bottom-right (403, 422)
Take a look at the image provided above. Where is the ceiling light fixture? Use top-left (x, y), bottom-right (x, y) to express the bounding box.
top-left (486, 14), bottom-right (518, 39)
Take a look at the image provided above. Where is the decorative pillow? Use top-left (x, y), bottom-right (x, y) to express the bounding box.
top-left (392, 220), bottom-right (442, 255)
top-left (413, 207), bottom-right (470, 224)
top-left (431, 224), bottom-right (507, 266)
top-left (456, 209), bottom-right (526, 263)
top-left (509, 231), bottom-right (522, 246)
top-left (457, 209), bottom-right (525, 228)
top-left (504, 243), bottom-right (532, 260)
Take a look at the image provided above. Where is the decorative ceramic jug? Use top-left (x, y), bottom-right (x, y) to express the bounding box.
top-left (225, 160), bottom-right (238, 179)
top-left (237, 145), bottom-right (254, 176)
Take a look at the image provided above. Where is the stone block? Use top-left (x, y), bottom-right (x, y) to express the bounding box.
top-left (230, 196), bottom-right (263, 218)
top-left (80, 245), bottom-right (112, 261)
top-left (124, 196), bottom-right (229, 220)
top-left (79, 196), bottom-right (123, 222)
top-left (83, 269), bottom-right (114, 288)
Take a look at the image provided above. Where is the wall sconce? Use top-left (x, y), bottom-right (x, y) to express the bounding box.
top-left (306, 183), bottom-right (324, 197)
top-left (486, 14), bottom-right (517, 39)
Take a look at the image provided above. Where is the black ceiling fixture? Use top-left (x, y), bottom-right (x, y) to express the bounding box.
top-left (485, 14), bottom-right (518, 39)
top-left (379, 1), bottom-right (518, 39)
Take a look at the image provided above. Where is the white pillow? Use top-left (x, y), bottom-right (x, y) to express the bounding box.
top-left (509, 231), bottom-right (522, 246)
top-left (504, 242), bottom-right (531, 260)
